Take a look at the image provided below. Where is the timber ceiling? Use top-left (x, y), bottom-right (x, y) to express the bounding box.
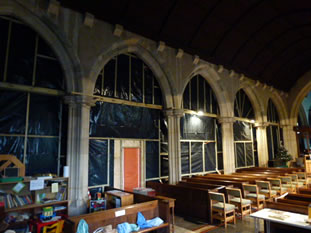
top-left (61, 0), bottom-right (311, 92)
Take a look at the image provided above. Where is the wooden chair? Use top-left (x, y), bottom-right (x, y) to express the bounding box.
top-left (279, 176), bottom-right (296, 193)
top-left (267, 178), bottom-right (288, 195)
top-left (242, 184), bottom-right (265, 210)
top-left (226, 187), bottom-right (251, 219)
top-left (43, 220), bottom-right (64, 233)
top-left (256, 181), bottom-right (277, 201)
top-left (209, 192), bottom-right (236, 228)
top-left (286, 174), bottom-right (304, 190)
top-left (295, 172), bottom-right (308, 186)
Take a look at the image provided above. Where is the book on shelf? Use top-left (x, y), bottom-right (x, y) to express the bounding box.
top-left (0, 194), bottom-right (32, 209)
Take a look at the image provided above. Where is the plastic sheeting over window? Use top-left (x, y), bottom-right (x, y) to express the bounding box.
top-left (236, 143), bottom-right (245, 168)
top-left (95, 53), bottom-right (162, 105)
top-left (90, 102), bottom-right (160, 139)
top-left (0, 136), bottom-right (24, 163)
top-left (181, 114), bottom-right (215, 140)
top-left (183, 75), bottom-right (219, 114)
top-left (26, 138), bottom-right (58, 175)
top-left (267, 125), bottom-right (280, 160)
top-left (161, 155), bottom-right (168, 177)
top-left (181, 142), bottom-right (190, 174)
top-left (234, 121), bottom-right (252, 141)
top-left (28, 94), bottom-right (60, 136)
top-left (234, 89), bottom-right (254, 119)
top-left (0, 91), bottom-right (27, 134)
top-left (146, 141), bottom-right (159, 179)
top-left (191, 142), bottom-right (203, 173)
top-left (205, 142), bottom-right (216, 171)
top-left (89, 139), bottom-right (108, 186)
top-left (267, 99), bottom-right (280, 123)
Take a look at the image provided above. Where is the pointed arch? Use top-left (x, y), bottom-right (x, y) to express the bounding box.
top-left (0, 1), bottom-right (82, 92)
top-left (88, 40), bottom-right (173, 109)
top-left (183, 64), bottom-right (231, 117)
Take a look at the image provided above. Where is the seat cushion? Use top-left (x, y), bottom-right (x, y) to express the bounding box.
top-left (259, 189), bottom-right (277, 195)
top-left (230, 198), bottom-right (252, 205)
top-left (212, 203), bottom-right (235, 211)
top-left (246, 193), bottom-right (265, 200)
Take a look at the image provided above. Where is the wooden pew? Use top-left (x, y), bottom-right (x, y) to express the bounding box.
top-left (277, 198), bottom-right (310, 206)
top-left (183, 177), bottom-right (247, 190)
top-left (146, 181), bottom-right (225, 223)
top-left (64, 189), bottom-right (171, 233)
top-left (64, 200), bottom-right (169, 233)
top-left (298, 188), bottom-right (311, 195)
top-left (283, 193), bottom-right (311, 202)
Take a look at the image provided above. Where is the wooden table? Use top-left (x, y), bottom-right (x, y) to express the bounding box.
top-left (156, 195), bottom-right (175, 233)
top-left (105, 190), bottom-right (134, 207)
top-left (250, 208), bottom-right (311, 233)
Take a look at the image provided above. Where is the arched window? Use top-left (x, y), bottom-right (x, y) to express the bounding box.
top-left (180, 75), bottom-right (222, 176)
top-left (266, 99), bottom-right (282, 160)
top-left (89, 53), bottom-right (165, 188)
top-left (0, 16), bottom-right (66, 175)
top-left (234, 89), bottom-right (255, 168)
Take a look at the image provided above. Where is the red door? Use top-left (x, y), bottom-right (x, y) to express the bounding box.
top-left (124, 148), bottom-right (140, 192)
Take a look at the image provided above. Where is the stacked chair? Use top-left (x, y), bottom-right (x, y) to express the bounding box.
top-left (267, 178), bottom-right (288, 195)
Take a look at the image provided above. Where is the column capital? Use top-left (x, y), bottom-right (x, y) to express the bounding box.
top-left (254, 122), bottom-right (270, 129)
top-left (64, 95), bottom-right (97, 108)
top-left (163, 108), bottom-right (184, 118)
top-left (217, 117), bottom-right (236, 124)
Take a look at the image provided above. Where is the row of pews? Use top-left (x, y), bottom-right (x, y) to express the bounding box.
top-left (147, 167), bottom-right (310, 230)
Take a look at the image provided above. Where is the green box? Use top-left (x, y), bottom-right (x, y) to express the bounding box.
top-left (0, 177), bottom-right (24, 183)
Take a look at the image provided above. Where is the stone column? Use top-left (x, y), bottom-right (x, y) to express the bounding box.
top-left (254, 122), bottom-right (269, 167)
top-left (64, 95), bottom-right (96, 216)
top-left (281, 124), bottom-right (298, 159)
top-left (218, 117), bottom-right (236, 174)
top-left (165, 109), bottom-right (184, 184)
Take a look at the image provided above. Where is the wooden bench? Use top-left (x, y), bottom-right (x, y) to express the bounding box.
top-left (183, 177), bottom-right (247, 190)
top-left (147, 181), bottom-right (224, 223)
top-left (64, 200), bottom-right (169, 233)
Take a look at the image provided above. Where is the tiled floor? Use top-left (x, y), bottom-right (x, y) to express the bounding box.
top-left (175, 215), bottom-right (264, 233)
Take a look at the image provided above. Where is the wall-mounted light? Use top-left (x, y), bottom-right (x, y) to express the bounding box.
top-left (197, 111), bottom-right (204, 116)
top-left (250, 119), bottom-right (255, 123)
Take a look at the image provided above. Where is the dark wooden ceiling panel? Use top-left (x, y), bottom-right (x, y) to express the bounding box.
top-left (61, 0), bottom-right (311, 91)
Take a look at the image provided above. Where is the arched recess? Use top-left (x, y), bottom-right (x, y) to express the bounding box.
top-left (289, 71), bottom-right (311, 126)
top-left (182, 64), bottom-right (232, 117)
top-left (0, 1), bottom-right (82, 92)
top-left (88, 41), bottom-right (173, 109)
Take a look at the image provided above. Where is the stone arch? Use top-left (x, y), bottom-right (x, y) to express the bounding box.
top-left (237, 83), bottom-right (264, 122)
top-left (0, 1), bottom-right (82, 92)
top-left (182, 64), bottom-right (232, 117)
top-left (88, 40), bottom-right (174, 109)
top-left (289, 71), bottom-right (311, 126)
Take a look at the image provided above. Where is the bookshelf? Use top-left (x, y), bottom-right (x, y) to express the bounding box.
top-left (0, 177), bottom-right (68, 228)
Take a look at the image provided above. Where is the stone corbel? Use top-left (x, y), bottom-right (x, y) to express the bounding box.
top-left (254, 122), bottom-right (269, 129)
top-left (64, 95), bottom-right (97, 108)
top-left (217, 116), bottom-right (236, 125)
top-left (164, 108), bottom-right (184, 118)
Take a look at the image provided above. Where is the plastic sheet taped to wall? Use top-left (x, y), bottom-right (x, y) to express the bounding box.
top-left (131, 56), bottom-right (143, 103)
top-left (181, 114), bottom-right (215, 140)
top-left (205, 142), bottom-right (216, 171)
top-left (146, 141), bottom-right (159, 179)
top-left (26, 138), bottom-right (58, 176)
top-left (0, 91), bottom-right (27, 134)
top-left (181, 142), bottom-right (190, 174)
top-left (236, 143), bottom-right (245, 168)
top-left (89, 139), bottom-right (108, 186)
top-left (109, 140), bottom-right (114, 187)
top-left (234, 121), bottom-right (252, 141)
top-left (246, 143), bottom-right (254, 166)
top-left (0, 18), bottom-right (8, 82)
top-left (28, 94), bottom-right (60, 136)
top-left (0, 136), bottom-right (24, 164)
top-left (191, 142), bottom-right (203, 173)
top-left (90, 102), bottom-right (160, 139)
top-left (161, 155), bottom-right (168, 177)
